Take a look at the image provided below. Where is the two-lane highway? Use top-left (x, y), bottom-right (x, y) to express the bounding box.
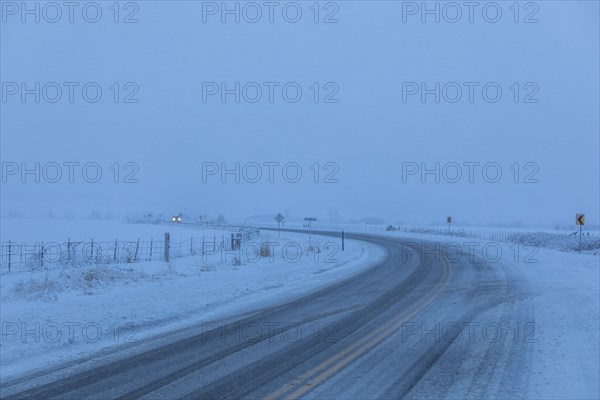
top-left (1, 231), bottom-right (533, 399)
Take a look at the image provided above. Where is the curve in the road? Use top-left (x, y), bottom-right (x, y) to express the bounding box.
top-left (1, 230), bottom-right (533, 400)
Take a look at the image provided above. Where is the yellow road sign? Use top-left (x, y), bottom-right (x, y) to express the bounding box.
top-left (576, 214), bottom-right (585, 225)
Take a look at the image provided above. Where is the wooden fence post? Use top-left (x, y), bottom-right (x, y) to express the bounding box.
top-left (164, 233), bottom-right (170, 262)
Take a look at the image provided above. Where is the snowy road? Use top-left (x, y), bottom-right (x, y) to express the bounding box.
top-left (0, 230), bottom-right (574, 399)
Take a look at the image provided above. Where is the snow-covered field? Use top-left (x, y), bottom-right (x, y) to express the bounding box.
top-left (397, 225), bottom-right (600, 255)
top-left (0, 218), bottom-right (386, 380)
top-left (403, 224), bottom-right (600, 236)
top-left (0, 217), bottom-right (206, 244)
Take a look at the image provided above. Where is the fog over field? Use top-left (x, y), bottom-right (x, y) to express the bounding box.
top-left (1, 1), bottom-right (598, 228)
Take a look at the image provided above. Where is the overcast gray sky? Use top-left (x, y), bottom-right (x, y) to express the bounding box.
top-left (1, 1), bottom-right (598, 227)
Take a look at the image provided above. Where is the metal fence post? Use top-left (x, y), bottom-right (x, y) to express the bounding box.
top-left (114, 239), bottom-right (118, 262)
top-left (134, 238), bottom-right (140, 261)
top-left (67, 238), bottom-right (71, 263)
top-left (7, 240), bottom-right (11, 272)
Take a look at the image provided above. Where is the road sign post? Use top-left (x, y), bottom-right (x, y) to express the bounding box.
top-left (342, 230), bottom-right (345, 251)
top-left (274, 213), bottom-right (285, 237)
top-left (304, 217), bottom-right (317, 247)
top-left (576, 214), bottom-right (585, 253)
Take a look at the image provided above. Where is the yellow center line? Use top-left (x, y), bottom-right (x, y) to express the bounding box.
top-left (264, 253), bottom-right (452, 400)
top-left (282, 257), bottom-right (451, 400)
top-left (265, 291), bottom-right (432, 400)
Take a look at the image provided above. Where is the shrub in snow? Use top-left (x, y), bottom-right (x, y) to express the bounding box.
top-left (12, 275), bottom-right (63, 302)
top-left (8, 261), bottom-right (160, 301)
top-left (306, 245), bottom-right (320, 254)
top-left (200, 264), bottom-right (217, 272)
top-left (60, 265), bottom-right (146, 290)
top-left (505, 232), bottom-right (600, 254)
top-left (404, 226), bottom-right (600, 255)
top-left (260, 242), bottom-right (271, 257)
top-left (166, 260), bottom-right (177, 274)
top-left (24, 252), bottom-right (47, 272)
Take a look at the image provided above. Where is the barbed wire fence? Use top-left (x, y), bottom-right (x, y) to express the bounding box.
top-left (3, 222), bottom-right (598, 273)
top-left (1, 227), bottom-right (260, 273)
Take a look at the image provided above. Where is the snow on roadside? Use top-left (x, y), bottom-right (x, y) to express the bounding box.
top-left (0, 230), bottom-right (386, 381)
top-left (396, 225), bottom-right (600, 255)
top-left (377, 230), bottom-right (600, 399)
top-left (523, 248), bottom-right (599, 399)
